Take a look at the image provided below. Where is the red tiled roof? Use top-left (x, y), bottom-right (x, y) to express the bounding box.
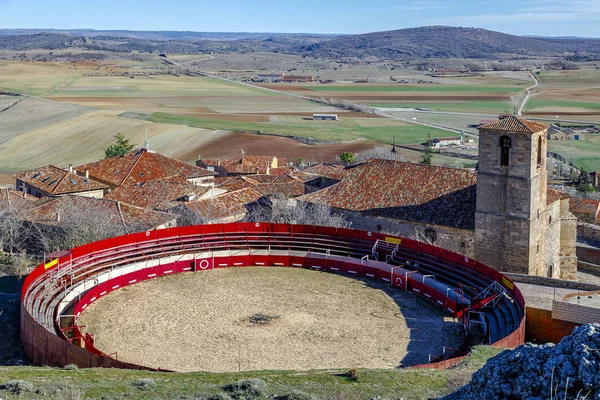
top-left (569, 197), bottom-right (600, 224)
top-left (106, 179), bottom-right (217, 211)
top-left (198, 155), bottom-right (286, 175)
top-left (479, 116), bottom-right (548, 134)
top-left (299, 159), bottom-right (477, 229)
top-left (22, 195), bottom-right (176, 233)
top-left (547, 189), bottom-right (569, 206)
top-left (15, 165), bottom-right (108, 195)
top-left (215, 174), bottom-right (305, 197)
top-left (75, 149), bottom-right (215, 187)
top-left (302, 163), bottom-right (345, 180)
top-left (174, 188), bottom-right (268, 223)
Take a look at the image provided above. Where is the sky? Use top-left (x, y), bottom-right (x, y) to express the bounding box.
top-left (0, 0), bottom-right (599, 37)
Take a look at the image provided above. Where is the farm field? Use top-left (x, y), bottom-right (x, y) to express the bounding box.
top-left (524, 70), bottom-right (600, 121)
top-left (78, 267), bottom-right (464, 373)
top-left (258, 73), bottom-right (529, 115)
top-left (128, 111), bottom-right (449, 144)
top-left (547, 134), bottom-right (600, 172)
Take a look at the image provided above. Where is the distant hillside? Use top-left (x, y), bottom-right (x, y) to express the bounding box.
top-left (1, 26), bottom-right (599, 59)
top-left (0, 29), bottom-right (337, 41)
top-left (300, 26), bottom-right (600, 58)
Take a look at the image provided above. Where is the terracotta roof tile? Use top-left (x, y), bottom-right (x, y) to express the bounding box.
top-left (302, 163), bottom-right (346, 180)
top-left (106, 179), bottom-right (218, 211)
top-left (216, 174), bottom-right (305, 197)
top-left (547, 189), bottom-right (569, 206)
top-left (569, 197), bottom-right (600, 224)
top-left (299, 159), bottom-right (477, 229)
top-left (173, 188), bottom-right (268, 223)
top-left (198, 155), bottom-right (286, 175)
top-left (479, 116), bottom-right (548, 134)
top-left (75, 149), bottom-right (215, 187)
top-left (15, 165), bottom-right (108, 195)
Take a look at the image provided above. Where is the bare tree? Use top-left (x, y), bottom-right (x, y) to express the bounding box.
top-left (354, 146), bottom-right (406, 163)
top-left (0, 210), bottom-right (28, 255)
top-left (245, 195), bottom-right (350, 228)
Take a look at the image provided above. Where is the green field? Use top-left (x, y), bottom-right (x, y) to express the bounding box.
top-left (548, 135), bottom-right (600, 171)
top-left (526, 98), bottom-right (600, 111)
top-left (0, 346), bottom-right (501, 400)
top-left (369, 101), bottom-right (513, 114)
top-left (304, 85), bottom-right (524, 93)
top-left (536, 70), bottom-right (600, 85)
top-left (126, 112), bottom-right (448, 144)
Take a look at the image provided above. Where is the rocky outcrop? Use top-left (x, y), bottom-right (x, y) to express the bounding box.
top-left (444, 324), bottom-right (600, 400)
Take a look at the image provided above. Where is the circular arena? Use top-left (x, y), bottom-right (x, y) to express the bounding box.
top-left (21, 223), bottom-right (526, 371)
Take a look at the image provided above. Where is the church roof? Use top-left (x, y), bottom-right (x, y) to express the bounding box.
top-left (479, 116), bottom-right (548, 134)
top-left (299, 159), bottom-right (477, 229)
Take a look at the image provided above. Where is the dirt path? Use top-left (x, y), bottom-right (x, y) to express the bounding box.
top-left (517, 72), bottom-right (539, 116)
top-left (78, 267), bottom-right (464, 372)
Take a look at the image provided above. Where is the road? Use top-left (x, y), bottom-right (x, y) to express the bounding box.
top-left (516, 71), bottom-right (539, 116)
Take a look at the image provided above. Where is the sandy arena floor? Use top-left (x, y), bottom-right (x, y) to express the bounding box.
top-left (78, 267), bottom-right (464, 372)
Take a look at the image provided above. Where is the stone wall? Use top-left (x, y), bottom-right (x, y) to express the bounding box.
top-left (545, 201), bottom-right (561, 278)
top-left (552, 299), bottom-right (600, 325)
top-left (336, 209), bottom-right (474, 257)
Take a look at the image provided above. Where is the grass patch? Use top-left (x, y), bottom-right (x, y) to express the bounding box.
top-left (548, 135), bottom-right (600, 171)
top-left (303, 85), bottom-right (523, 93)
top-left (125, 111), bottom-right (449, 145)
top-left (526, 98), bottom-right (600, 110)
top-left (368, 100), bottom-right (513, 114)
top-left (0, 347), bottom-right (504, 399)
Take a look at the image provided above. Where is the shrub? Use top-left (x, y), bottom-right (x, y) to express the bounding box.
top-left (63, 364), bottom-right (79, 370)
top-left (347, 368), bottom-right (358, 381)
top-left (0, 380), bottom-right (35, 395)
top-left (134, 378), bottom-right (155, 391)
top-left (223, 379), bottom-right (267, 399)
top-left (274, 390), bottom-right (315, 400)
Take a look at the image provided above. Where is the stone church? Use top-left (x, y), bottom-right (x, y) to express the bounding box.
top-left (300, 116), bottom-right (578, 280)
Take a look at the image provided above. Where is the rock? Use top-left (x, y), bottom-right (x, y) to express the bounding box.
top-left (443, 323), bottom-right (600, 400)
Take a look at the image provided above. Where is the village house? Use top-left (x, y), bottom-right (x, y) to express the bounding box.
top-left (197, 155), bottom-right (287, 177)
top-left (214, 174), bottom-right (306, 198)
top-left (431, 137), bottom-right (462, 148)
top-left (15, 165), bottom-right (108, 199)
top-left (0, 187), bottom-right (37, 212)
top-left (105, 179), bottom-right (227, 212)
top-left (75, 148), bottom-right (216, 190)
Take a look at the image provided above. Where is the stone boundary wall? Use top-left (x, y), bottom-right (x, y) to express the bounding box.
top-left (552, 299), bottom-right (600, 325)
top-left (505, 273), bottom-right (600, 291)
top-left (525, 306), bottom-right (579, 343)
top-left (578, 260), bottom-right (600, 277)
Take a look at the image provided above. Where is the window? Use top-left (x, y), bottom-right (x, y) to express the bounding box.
top-left (537, 136), bottom-right (543, 166)
top-left (424, 228), bottom-right (437, 243)
top-left (499, 136), bottom-right (511, 166)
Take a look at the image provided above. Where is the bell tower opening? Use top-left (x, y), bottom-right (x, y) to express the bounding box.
top-left (499, 135), bottom-right (511, 166)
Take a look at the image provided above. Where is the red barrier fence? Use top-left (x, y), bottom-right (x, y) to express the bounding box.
top-left (21, 223), bottom-right (526, 371)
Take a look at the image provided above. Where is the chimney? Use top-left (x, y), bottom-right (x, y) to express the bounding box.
top-left (85, 169), bottom-right (89, 179)
top-left (198, 155), bottom-right (202, 160)
top-left (68, 164), bottom-right (73, 173)
top-left (56, 212), bottom-right (60, 222)
top-left (266, 165), bottom-right (271, 175)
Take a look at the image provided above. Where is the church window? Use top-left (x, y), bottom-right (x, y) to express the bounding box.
top-left (499, 136), bottom-right (511, 166)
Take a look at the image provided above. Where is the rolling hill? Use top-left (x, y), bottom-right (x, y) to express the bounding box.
top-left (0, 26), bottom-right (599, 59)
